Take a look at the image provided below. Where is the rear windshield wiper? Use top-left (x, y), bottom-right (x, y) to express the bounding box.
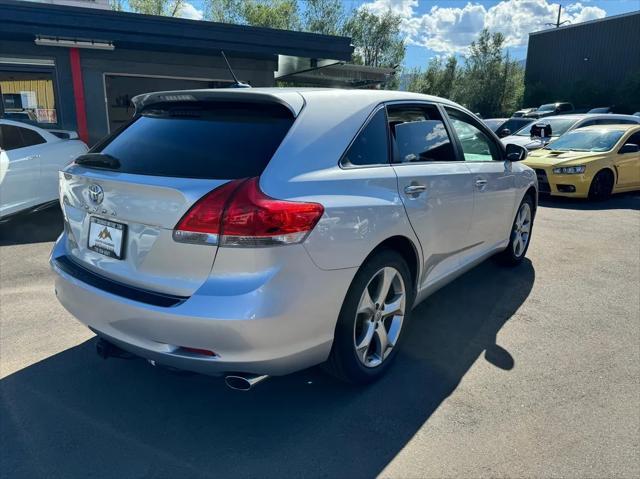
top-left (75, 153), bottom-right (121, 170)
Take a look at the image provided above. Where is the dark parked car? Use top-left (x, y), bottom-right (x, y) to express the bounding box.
top-left (513, 107), bottom-right (537, 118)
top-left (524, 102), bottom-right (574, 119)
top-left (484, 117), bottom-right (533, 138)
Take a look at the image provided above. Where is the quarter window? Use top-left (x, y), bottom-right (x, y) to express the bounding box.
top-left (342, 108), bottom-right (389, 166)
top-left (445, 108), bottom-right (501, 162)
top-left (0, 125), bottom-right (46, 151)
top-left (387, 104), bottom-right (455, 163)
top-left (18, 127), bottom-right (46, 147)
top-left (0, 125), bottom-right (25, 151)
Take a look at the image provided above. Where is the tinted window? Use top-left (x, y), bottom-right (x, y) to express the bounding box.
top-left (0, 125), bottom-right (24, 151)
top-left (445, 108), bottom-right (501, 162)
top-left (624, 132), bottom-right (640, 148)
top-left (597, 119), bottom-right (637, 125)
top-left (537, 104), bottom-right (556, 113)
top-left (483, 119), bottom-right (505, 131)
top-left (501, 118), bottom-right (531, 133)
top-left (387, 104), bottom-right (455, 163)
top-left (515, 117), bottom-right (577, 137)
top-left (93, 102), bottom-right (294, 179)
top-left (19, 127), bottom-right (46, 147)
top-left (343, 108), bottom-right (389, 166)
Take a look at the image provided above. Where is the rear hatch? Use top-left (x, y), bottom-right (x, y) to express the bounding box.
top-left (59, 97), bottom-right (296, 297)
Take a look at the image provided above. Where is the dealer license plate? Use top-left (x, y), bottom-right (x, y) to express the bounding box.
top-left (88, 217), bottom-right (126, 259)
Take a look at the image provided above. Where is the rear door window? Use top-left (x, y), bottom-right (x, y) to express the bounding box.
top-left (387, 104), bottom-right (455, 163)
top-left (93, 102), bottom-right (295, 179)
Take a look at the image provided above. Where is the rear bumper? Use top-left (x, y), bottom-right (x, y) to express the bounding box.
top-left (51, 233), bottom-right (357, 376)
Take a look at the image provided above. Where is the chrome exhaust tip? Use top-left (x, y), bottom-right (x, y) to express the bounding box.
top-left (224, 374), bottom-right (269, 391)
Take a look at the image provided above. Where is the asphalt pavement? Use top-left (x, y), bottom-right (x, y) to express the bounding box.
top-left (1, 194), bottom-right (639, 478)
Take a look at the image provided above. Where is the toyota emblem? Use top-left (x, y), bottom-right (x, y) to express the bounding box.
top-left (88, 184), bottom-right (104, 205)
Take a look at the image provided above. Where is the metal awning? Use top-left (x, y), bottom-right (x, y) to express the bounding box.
top-left (276, 57), bottom-right (396, 88)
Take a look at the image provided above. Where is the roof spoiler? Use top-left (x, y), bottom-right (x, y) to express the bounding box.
top-left (131, 90), bottom-right (305, 117)
top-left (48, 129), bottom-right (79, 140)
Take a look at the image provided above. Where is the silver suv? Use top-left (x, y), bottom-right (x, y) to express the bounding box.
top-left (51, 89), bottom-right (537, 389)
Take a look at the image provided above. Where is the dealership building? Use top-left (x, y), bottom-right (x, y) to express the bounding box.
top-left (0, 0), bottom-right (369, 145)
top-left (524, 11), bottom-right (640, 112)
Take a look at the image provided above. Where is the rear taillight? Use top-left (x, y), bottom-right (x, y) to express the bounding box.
top-left (173, 178), bottom-right (324, 247)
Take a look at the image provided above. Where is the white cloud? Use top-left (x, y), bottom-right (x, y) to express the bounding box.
top-left (178, 2), bottom-right (204, 21)
top-left (362, 0), bottom-right (419, 18)
top-left (360, 0), bottom-right (607, 55)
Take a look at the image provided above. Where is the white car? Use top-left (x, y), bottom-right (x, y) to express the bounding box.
top-left (0, 119), bottom-right (88, 219)
top-left (501, 114), bottom-right (640, 151)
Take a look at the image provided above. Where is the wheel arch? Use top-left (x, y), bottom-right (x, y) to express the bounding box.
top-left (524, 185), bottom-right (538, 217)
top-left (594, 166), bottom-right (616, 184)
top-left (363, 235), bottom-right (420, 292)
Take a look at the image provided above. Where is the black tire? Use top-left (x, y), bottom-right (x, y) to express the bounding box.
top-left (496, 195), bottom-right (534, 266)
top-left (588, 169), bottom-right (614, 201)
top-left (324, 249), bottom-right (414, 385)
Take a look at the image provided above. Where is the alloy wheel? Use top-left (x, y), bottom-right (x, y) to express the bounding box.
top-left (512, 202), bottom-right (532, 258)
top-left (353, 266), bottom-right (406, 368)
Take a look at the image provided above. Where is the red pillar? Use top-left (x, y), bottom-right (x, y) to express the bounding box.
top-left (69, 47), bottom-right (89, 144)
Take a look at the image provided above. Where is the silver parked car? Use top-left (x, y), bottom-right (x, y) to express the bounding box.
top-left (51, 89), bottom-right (537, 389)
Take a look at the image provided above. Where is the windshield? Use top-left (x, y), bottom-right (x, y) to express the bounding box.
top-left (515, 117), bottom-right (577, 137)
top-left (537, 104), bottom-right (556, 112)
top-left (484, 119), bottom-right (504, 131)
top-left (546, 129), bottom-right (625, 152)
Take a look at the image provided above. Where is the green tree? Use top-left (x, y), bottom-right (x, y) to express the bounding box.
top-left (127, 0), bottom-right (184, 16)
top-left (406, 56), bottom-right (459, 98)
top-left (343, 9), bottom-right (405, 68)
top-left (458, 29), bottom-right (506, 116)
top-left (203, 0), bottom-right (299, 30)
top-left (109, 0), bottom-right (126, 11)
top-left (408, 29), bottom-right (525, 116)
top-left (205, 0), bottom-right (244, 24)
top-left (241, 0), bottom-right (300, 30)
top-left (303, 0), bottom-right (345, 35)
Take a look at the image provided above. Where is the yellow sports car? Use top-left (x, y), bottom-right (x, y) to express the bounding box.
top-left (524, 124), bottom-right (640, 200)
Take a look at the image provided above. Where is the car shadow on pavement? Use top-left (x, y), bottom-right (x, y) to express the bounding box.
top-left (0, 206), bottom-right (64, 246)
top-left (538, 191), bottom-right (640, 211)
top-left (0, 259), bottom-right (534, 479)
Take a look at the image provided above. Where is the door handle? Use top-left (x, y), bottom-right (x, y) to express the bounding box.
top-left (475, 178), bottom-right (488, 188)
top-left (404, 184), bottom-right (427, 195)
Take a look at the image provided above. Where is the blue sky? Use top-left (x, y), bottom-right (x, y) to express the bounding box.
top-left (179, 1), bottom-right (640, 68)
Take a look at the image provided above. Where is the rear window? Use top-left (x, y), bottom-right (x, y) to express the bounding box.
top-left (92, 102), bottom-right (294, 179)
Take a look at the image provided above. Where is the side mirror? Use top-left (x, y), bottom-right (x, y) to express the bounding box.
top-left (619, 143), bottom-right (640, 154)
top-left (506, 143), bottom-right (527, 162)
top-left (499, 128), bottom-right (511, 138)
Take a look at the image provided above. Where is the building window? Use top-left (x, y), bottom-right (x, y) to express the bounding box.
top-left (0, 71), bottom-right (58, 125)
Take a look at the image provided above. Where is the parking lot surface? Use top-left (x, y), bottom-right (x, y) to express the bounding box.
top-left (1, 194), bottom-right (639, 479)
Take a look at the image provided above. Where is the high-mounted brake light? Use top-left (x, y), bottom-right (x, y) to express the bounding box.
top-left (173, 178), bottom-right (324, 247)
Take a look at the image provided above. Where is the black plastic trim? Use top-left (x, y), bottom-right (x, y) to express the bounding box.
top-left (54, 255), bottom-right (187, 307)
